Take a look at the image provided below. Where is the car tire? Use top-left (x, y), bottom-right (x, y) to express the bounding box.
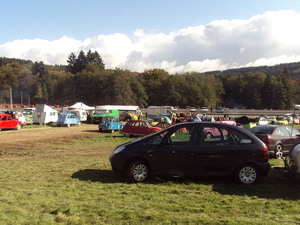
top-left (66, 124), bottom-right (70, 128)
top-left (110, 129), bottom-right (114, 133)
top-left (205, 132), bottom-right (213, 139)
top-left (235, 164), bottom-right (260, 185)
top-left (77, 122), bottom-right (81, 127)
top-left (127, 160), bottom-right (150, 183)
top-left (14, 124), bottom-right (21, 130)
top-left (275, 144), bottom-right (283, 159)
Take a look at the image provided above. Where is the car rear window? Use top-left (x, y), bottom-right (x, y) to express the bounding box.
top-left (249, 127), bottom-right (274, 134)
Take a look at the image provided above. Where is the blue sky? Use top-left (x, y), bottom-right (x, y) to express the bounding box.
top-left (1, 0), bottom-right (300, 73)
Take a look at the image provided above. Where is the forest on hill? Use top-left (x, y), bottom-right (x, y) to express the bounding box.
top-left (1, 52), bottom-right (300, 110)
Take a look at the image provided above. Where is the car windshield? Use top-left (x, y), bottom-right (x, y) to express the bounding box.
top-left (249, 126), bottom-right (275, 134)
top-left (94, 110), bottom-right (107, 114)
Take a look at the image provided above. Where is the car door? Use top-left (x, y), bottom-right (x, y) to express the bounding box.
top-left (145, 124), bottom-right (199, 176)
top-left (277, 126), bottom-right (300, 151)
top-left (195, 124), bottom-right (240, 175)
top-left (1, 115), bottom-right (10, 129)
top-left (138, 121), bottom-right (151, 135)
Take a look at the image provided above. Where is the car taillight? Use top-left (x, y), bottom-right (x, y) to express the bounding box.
top-left (263, 144), bottom-right (269, 160)
top-left (258, 134), bottom-right (271, 143)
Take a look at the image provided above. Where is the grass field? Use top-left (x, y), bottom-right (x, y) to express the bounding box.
top-left (1, 131), bottom-right (300, 224)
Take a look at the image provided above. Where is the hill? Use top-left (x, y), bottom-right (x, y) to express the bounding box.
top-left (205, 61), bottom-right (300, 79)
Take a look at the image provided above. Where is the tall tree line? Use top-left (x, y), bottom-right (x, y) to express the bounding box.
top-left (0, 54), bottom-right (298, 110)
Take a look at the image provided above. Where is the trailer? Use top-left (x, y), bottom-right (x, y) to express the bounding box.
top-left (274, 143), bottom-right (300, 178)
top-left (147, 106), bottom-right (177, 118)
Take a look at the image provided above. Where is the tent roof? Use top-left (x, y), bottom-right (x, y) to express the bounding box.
top-left (68, 102), bottom-right (95, 110)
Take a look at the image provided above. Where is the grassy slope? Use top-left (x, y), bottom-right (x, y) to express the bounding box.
top-left (0, 133), bottom-right (300, 224)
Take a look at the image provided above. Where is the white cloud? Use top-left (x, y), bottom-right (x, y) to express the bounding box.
top-left (1, 10), bottom-right (300, 73)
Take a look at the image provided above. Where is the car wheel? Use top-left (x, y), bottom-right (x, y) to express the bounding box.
top-left (127, 160), bottom-right (150, 183)
top-left (235, 164), bottom-right (260, 185)
top-left (205, 132), bottom-right (213, 139)
top-left (99, 128), bottom-right (102, 132)
top-left (66, 124), bottom-right (70, 128)
top-left (275, 144), bottom-right (283, 159)
top-left (14, 124), bottom-right (21, 130)
top-left (110, 129), bottom-right (114, 133)
top-left (77, 122), bottom-right (81, 127)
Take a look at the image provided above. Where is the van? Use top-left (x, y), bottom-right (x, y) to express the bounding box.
top-left (92, 109), bottom-right (119, 123)
top-left (147, 106), bottom-right (176, 118)
top-left (62, 109), bottom-right (87, 122)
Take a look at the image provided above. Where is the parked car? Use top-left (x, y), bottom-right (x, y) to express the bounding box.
top-left (120, 120), bottom-right (162, 137)
top-left (0, 113), bottom-right (22, 131)
top-left (216, 107), bottom-right (225, 113)
top-left (248, 125), bottom-right (300, 159)
top-left (257, 117), bottom-right (270, 126)
top-left (110, 122), bottom-right (270, 184)
top-left (201, 107), bottom-right (209, 113)
top-left (57, 113), bottom-right (81, 127)
top-left (98, 116), bottom-right (124, 133)
top-left (190, 107), bottom-right (197, 112)
top-left (149, 116), bottom-right (172, 126)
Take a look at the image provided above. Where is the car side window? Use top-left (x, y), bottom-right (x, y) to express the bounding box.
top-left (203, 126), bottom-right (233, 145)
top-left (146, 131), bottom-right (168, 145)
top-left (167, 126), bottom-right (199, 145)
top-left (276, 127), bottom-right (290, 136)
top-left (231, 129), bottom-right (252, 144)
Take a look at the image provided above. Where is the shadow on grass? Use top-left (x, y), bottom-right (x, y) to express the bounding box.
top-left (212, 169), bottom-right (300, 200)
top-left (72, 169), bottom-right (127, 183)
top-left (72, 169), bottom-right (168, 184)
top-left (72, 168), bottom-right (300, 200)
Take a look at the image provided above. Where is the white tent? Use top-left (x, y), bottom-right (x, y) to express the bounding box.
top-left (68, 102), bottom-right (95, 111)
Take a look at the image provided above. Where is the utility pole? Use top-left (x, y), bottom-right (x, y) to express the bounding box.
top-left (10, 86), bottom-right (13, 110)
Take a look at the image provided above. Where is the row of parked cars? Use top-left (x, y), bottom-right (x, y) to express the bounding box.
top-left (102, 114), bottom-right (300, 185)
top-left (0, 112), bottom-right (82, 131)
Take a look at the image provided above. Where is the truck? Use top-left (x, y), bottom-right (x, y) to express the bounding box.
top-left (147, 106), bottom-right (177, 118)
top-left (91, 105), bottom-right (142, 124)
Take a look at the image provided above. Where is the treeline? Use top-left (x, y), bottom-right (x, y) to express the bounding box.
top-left (1, 52), bottom-right (300, 109)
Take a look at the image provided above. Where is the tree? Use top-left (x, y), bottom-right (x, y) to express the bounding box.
top-left (66, 50), bottom-right (105, 75)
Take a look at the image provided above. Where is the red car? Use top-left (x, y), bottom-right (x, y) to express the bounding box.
top-left (120, 120), bottom-right (162, 137)
top-left (0, 113), bottom-right (22, 131)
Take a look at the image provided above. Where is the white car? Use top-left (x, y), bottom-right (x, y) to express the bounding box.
top-left (201, 107), bottom-right (209, 112)
top-left (190, 107), bottom-right (196, 112)
top-left (257, 117), bottom-right (270, 126)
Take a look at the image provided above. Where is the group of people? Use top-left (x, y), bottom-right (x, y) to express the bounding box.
top-left (4, 110), bottom-right (20, 120)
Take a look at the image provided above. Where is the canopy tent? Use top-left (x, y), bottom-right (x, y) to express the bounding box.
top-left (68, 102), bottom-right (95, 111)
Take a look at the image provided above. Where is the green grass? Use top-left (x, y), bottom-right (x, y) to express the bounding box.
top-left (1, 133), bottom-right (300, 224)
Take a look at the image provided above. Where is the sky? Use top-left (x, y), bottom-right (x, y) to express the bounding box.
top-left (1, 0), bottom-right (300, 73)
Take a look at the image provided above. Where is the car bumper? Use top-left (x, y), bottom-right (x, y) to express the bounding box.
top-left (109, 154), bottom-right (125, 173)
top-left (258, 162), bottom-right (271, 177)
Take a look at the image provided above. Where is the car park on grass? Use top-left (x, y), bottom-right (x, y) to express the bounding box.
top-left (0, 113), bottom-right (22, 131)
top-left (110, 122), bottom-right (270, 184)
top-left (57, 113), bottom-right (81, 127)
top-left (248, 125), bottom-right (300, 159)
top-left (98, 116), bottom-right (124, 133)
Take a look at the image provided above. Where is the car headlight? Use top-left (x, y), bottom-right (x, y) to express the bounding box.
top-left (113, 146), bottom-right (125, 154)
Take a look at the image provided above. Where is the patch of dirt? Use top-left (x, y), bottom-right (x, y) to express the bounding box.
top-left (0, 124), bottom-right (104, 152)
